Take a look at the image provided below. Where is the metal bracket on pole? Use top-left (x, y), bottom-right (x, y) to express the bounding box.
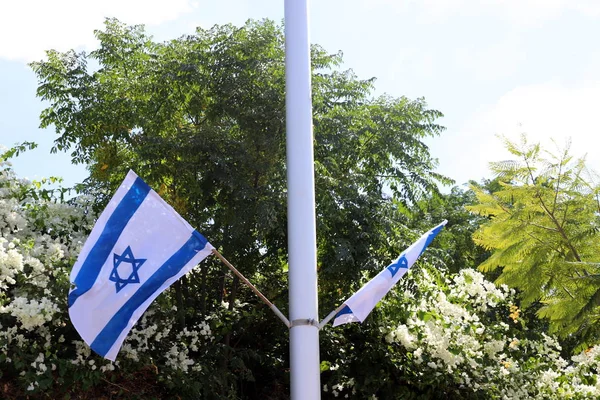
top-left (290, 318), bottom-right (320, 328)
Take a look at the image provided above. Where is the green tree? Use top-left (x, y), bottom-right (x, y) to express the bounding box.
top-left (468, 135), bottom-right (600, 349)
top-left (30, 18), bottom-right (451, 397)
top-left (410, 186), bottom-right (490, 274)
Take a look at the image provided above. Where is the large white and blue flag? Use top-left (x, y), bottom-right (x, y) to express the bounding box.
top-left (332, 220), bottom-right (447, 327)
top-left (68, 171), bottom-right (214, 361)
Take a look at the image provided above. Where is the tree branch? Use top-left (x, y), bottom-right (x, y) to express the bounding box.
top-left (525, 157), bottom-right (582, 262)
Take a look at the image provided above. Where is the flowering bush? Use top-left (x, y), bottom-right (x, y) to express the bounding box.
top-left (0, 154), bottom-right (252, 398)
top-left (321, 265), bottom-right (600, 399)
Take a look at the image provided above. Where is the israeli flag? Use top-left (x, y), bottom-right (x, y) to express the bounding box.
top-left (68, 171), bottom-right (214, 361)
top-left (333, 220), bottom-right (446, 327)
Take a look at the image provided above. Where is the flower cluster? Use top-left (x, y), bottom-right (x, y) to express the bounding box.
top-left (383, 267), bottom-right (600, 399)
top-left (0, 296), bottom-right (59, 331)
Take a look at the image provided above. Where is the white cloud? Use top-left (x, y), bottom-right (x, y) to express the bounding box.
top-left (0, 0), bottom-right (197, 62)
top-left (431, 81), bottom-right (600, 185)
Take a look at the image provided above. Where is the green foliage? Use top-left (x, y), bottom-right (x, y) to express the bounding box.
top-left (0, 141), bottom-right (38, 161)
top-left (411, 186), bottom-right (490, 274)
top-left (468, 134), bottom-right (600, 349)
top-left (31, 17), bottom-right (450, 285)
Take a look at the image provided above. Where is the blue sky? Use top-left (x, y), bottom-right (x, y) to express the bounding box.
top-left (1, 0), bottom-right (599, 189)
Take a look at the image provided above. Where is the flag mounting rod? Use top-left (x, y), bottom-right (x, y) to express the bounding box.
top-left (318, 303), bottom-right (346, 329)
top-left (211, 249), bottom-right (290, 328)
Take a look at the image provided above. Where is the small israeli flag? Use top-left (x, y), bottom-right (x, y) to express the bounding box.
top-left (333, 220), bottom-right (446, 327)
top-left (68, 171), bottom-right (214, 361)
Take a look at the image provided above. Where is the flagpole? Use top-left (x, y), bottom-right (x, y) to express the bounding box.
top-left (284, 0), bottom-right (321, 398)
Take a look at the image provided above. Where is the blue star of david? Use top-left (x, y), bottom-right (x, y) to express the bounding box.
top-left (109, 246), bottom-right (146, 293)
top-left (387, 255), bottom-right (409, 278)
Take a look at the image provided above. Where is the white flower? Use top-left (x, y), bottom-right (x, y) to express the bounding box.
top-left (484, 340), bottom-right (505, 357)
top-left (413, 347), bottom-right (424, 364)
top-left (393, 324), bottom-right (416, 350)
top-left (1, 296), bottom-right (59, 330)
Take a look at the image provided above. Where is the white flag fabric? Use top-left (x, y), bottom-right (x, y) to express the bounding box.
top-left (68, 171), bottom-right (214, 361)
top-left (333, 220), bottom-right (447, 327)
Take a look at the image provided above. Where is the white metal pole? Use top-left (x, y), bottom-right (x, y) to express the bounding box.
top-left (284, 0), bottom-right (321, 398)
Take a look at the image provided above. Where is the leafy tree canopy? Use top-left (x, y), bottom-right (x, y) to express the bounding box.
top-left (468, 134), bottom-right (600, 349)
top-left (31, 17), bottom-right (451, 304)
top-left (28, 18), bottom-right (453, 396)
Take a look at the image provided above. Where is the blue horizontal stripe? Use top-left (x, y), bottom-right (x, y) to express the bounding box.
top-left (91, 231), bottom-right (209, 358)
top-left (418, 224), bottom-right (445, 257)
top-left (336, 305), bottom-right (353, 318)
top-left (68, 177), bottom-right (151, 307)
